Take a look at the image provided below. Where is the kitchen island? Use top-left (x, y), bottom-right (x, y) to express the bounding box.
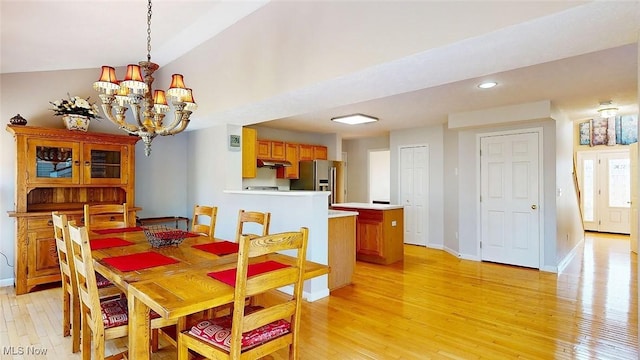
top-left (331, 203), bottom-right (404, 265)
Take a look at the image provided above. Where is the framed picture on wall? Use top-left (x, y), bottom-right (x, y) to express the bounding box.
top-left (616, 115), bottom-right (638, 145)
top-left (579, 121), bottom-right (591, 145)
top-left (591, 118), bottom-right (608, 146)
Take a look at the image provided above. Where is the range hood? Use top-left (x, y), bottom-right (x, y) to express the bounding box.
top-left (257, 159), bottom-right (292, 168)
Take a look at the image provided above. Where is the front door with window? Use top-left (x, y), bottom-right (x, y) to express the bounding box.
top-left (577, 150), bottom-right (631, 234)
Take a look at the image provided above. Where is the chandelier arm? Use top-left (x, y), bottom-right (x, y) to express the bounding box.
top-left (166, 117), bottom-right (191, 136)
top-left (155, 103), bottom-right (187, 135)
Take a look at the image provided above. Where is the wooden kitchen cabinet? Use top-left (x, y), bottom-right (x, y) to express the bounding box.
top-left (331, 206), bottom-right (404, 265)
top-left (298, 144), bottom-right (314, 161)
top-left (270, 141), bottom-right (285, 160)
top-left (276, 142), bottom-right (300, 179)
top-left (256, 139), bottom-right (285, 161)
top-left (257, 139), bottom-right (271, 159)
top-left (328, 214), bottom-right (356, 290)
top-left (242, 127), bottom-right (257, 178)
top-left (6, 125), bottom-right (139, 294)
top-left (313, 145), bottom-right (328, 160)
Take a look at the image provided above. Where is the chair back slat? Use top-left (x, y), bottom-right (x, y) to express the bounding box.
top-left (235, 209), bottom-right (271, 242)
top-left (191, 205), bottom-right (218, 237)
top-left (244, 267), bottom-right (299, 297)
top-left (242, 301), bottom-right (296, 334)
top-left (84, 203), bottom-right (129, 231)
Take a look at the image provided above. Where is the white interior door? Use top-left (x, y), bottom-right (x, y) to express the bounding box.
top-left (577, 150), bottom-right (630, 234)
top-left (400, 145), bottom-right (428, 246)
top-left (630, 143), bottom-right (638, 253)
top-left (480, 132), bottom-right (540, 268)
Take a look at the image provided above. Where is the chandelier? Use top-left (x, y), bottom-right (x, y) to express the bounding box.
top-left (92, 0), bottom-right (196, 156)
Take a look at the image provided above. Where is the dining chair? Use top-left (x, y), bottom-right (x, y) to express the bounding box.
top-left (52, 211), bottom-right (122, 354)
top-left (235, 209), bottom-right (271, 242)
top-left (67, 223), bottom-right (177, 360)
top-left (52, 211), bottom-right (82, 353)
top-left (191, 204), bottom-right (218, 238)
top-left (83, 203), bottom-right (129, 231)
top-left (177, 227), bottom-right (309, 360)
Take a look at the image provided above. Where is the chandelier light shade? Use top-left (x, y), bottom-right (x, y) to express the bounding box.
top-left (92, 0), bottom-right (195, 156)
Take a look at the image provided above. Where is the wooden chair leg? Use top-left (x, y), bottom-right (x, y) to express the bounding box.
top-left (81, 313), bottom-right (92, 360)
top-left (151, 329), bottom-right (159, 352)
top-left (71, 294), bottom-right (81, 353)
top-left (63, 285), bottom-right (71, 337)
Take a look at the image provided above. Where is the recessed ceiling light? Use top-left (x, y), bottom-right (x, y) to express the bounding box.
top-left (331, 113), bottom-right (379, 125)
top-left (478, 81), bottom-right (498, 89)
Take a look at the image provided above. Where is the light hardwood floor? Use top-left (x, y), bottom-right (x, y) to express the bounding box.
top-left (0, 232), bottom-right (636, 359)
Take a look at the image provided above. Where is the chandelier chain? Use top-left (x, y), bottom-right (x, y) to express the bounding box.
top-left (146, 0), bottom-right (152, 62)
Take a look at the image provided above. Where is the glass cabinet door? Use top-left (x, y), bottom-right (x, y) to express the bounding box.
top-left (82, 143), bottom-right (128, 185)
top-left (26, 139), bottom-right (80, 184)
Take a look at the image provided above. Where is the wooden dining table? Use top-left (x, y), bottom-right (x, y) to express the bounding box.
top-left (90, 227), bottom-right (329, 360)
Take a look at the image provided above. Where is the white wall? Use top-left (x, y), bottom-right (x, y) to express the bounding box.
top-left (135, 135), bottom-right (189, 219)
top-left (369, 150), bottom-right (390, 202)
top-left (553, 110), bottom-right (585, 267)
top-left (343, 136), bottom-right (390, 203)
top-left (443, 126), bottom-right (459, 254)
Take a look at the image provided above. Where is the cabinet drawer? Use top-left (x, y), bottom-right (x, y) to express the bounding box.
top-left (27, 214), bottom-right (83, 229)
top-left (355, 209), bottom-right (383, 222)
top-left (27, 217), bottom-right (55, 230)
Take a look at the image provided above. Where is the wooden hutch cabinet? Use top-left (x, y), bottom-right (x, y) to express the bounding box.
top-left (6, 125), bottom-right (139, 294)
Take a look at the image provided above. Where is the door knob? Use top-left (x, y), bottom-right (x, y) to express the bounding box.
top-left (531, 204), bottom-right (537, 210)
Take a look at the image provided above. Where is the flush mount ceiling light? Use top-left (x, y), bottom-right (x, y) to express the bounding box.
top-left (478, 81), bottom-right (498, 89)
top-left (597, 100), bottom-right (619, 118)
top-left (331, 113), bottom-right (379, 125)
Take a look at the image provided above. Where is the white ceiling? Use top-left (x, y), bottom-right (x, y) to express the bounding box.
top-left (2, 1), bottom-right (639, 139)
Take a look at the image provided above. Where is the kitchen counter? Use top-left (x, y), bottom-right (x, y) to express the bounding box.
top-left (331, 202), bottom-right (403, 210)
top-left (329, 209), bottom-right (358, 218)
top-left (331, 204), bottom-right (404, 265)
top-left (225, 189), bottom-right (330, 197)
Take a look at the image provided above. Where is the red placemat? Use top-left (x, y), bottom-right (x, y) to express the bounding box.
top-left (90, 237), bottom-right (134, 250)
top-left (181, 231), bottom-right (201, 238)
top-left (192, 241), bottom-right (239, 256)
top-left (102, 251), bottom-right (179, 272)
top-left (208, 261), bottom-right (290, 287)
top-left (92, 226), bottom-right (143, 235)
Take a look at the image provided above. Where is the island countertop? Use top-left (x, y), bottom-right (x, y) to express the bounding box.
top-left (328, 209), bottom-right (358, 218)
top-left (331, 202), bottom-right (404, 210)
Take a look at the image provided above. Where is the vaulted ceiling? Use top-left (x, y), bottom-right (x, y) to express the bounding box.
top-left (2, 1), bottom-right (638, 138)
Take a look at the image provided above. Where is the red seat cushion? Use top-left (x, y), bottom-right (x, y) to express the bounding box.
top-left (189, 307), bottom-right (290, 352)
top-left (101, 297), bottom-right (128, 329)
top-left (95, 272), bottom-right (113, 289)
top-left (100, 297), bottom-right (161, 329)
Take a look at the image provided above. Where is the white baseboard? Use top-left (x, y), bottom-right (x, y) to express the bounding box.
top-left (556, 236), bottom-right (585, 274)
top-left (279, 284), bottom-right (330, 303)
top-left (305, 288), bottom-right (330, 302)
top-left (0, 278), bottom-right (14, 288)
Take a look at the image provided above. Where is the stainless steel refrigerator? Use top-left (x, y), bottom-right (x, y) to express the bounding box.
top-left (290, 160), bottom-right (344, 205)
